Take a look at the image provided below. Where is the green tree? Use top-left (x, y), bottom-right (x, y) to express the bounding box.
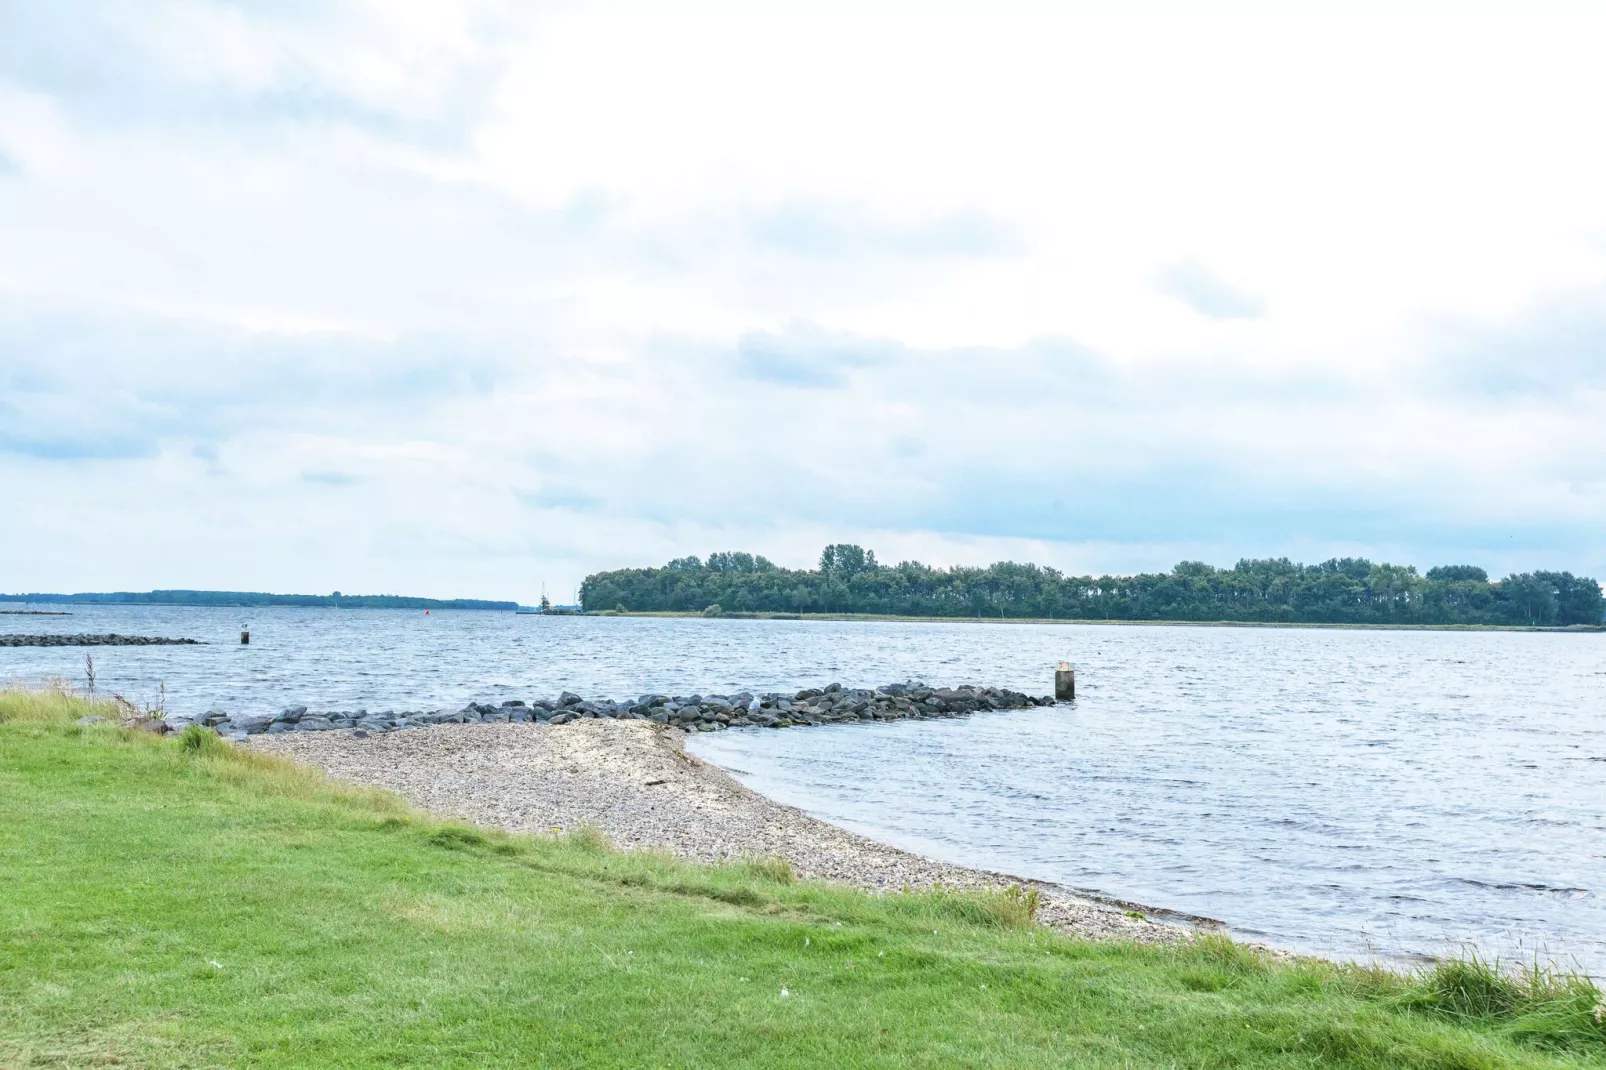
top-left (820, 544), bottom-right (876, 577)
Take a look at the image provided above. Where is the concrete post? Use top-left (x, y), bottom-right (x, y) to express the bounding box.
top-left (1055, 661), bottom-right (1075, 701)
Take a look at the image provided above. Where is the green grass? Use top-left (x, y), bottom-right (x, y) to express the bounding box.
top-left (3, 691), bottom-right (1604, 1068)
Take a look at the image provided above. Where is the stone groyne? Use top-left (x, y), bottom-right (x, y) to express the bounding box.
top-left (173, 682), bottom-right (1054, 740)
top-left (0, 633), bottom-right (201, 647)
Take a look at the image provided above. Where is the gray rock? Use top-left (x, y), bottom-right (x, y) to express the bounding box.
top-left (75, 715), bottom-right (105, 726)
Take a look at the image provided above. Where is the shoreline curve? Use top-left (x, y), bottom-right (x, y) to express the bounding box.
top-left (250, 719), bottom-right (1188, 946)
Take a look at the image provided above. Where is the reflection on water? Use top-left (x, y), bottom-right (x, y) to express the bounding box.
top-left (3, 607), bottom-right (1603, 971)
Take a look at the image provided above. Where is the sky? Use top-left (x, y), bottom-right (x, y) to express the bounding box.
top-left (3, 0), bottom-right (1605, 602)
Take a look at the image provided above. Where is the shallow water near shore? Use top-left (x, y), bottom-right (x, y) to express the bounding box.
top-left (3, 605), bottom-right (1603, 973)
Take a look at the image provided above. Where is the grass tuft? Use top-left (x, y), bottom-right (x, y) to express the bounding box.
top-left (1399, 954), bottom-right (1606, 1051)
top-left (884, 882), bottom-right (1042, 929)
top-left (427, 824), bottom-right (492, 851)
top-left (561, 824), bottom-right (612, 853)
top-left (1417, 954), bottom-right (1523, 1018)
top-left (0, 685), bottom-right (119, 725)
top-left (732, 854), bottom-right (796, 885)
top-left (178, 723), bottom-right (228, 757)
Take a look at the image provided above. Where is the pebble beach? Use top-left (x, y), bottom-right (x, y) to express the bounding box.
top-left (251, 719), bottom-right (1181, 945)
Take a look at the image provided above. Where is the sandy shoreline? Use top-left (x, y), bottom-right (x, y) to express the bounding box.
top-left (251, 720), bottom-right (1183, 945)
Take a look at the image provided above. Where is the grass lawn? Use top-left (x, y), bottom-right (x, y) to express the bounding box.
top-left (3, 690), bottom-right (1604, 1068)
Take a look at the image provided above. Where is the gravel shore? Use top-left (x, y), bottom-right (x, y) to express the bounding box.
top-left (252, 720), bottom-right (1185, 944)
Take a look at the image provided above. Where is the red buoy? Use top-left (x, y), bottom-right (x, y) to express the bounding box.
top-left (424, 609), bottom-right (430, 615)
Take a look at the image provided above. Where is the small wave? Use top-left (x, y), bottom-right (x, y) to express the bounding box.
top-left (1449, 878), bottom-right (1590, 895)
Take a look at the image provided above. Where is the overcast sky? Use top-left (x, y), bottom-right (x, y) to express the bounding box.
top-left (3, 1), bottom-right (1605, 601)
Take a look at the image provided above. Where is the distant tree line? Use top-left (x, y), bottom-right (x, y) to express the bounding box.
top-left (580, 546), bottom-right (1605, 627)
top-left (0, 590), bottom-right (517, 611)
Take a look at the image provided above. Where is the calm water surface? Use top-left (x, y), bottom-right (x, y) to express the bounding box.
top-left (4, 606), bottom-right (1602, 972)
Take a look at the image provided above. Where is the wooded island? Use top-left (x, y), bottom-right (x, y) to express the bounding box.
top-left (582, 546), bottom-right (1604, 626)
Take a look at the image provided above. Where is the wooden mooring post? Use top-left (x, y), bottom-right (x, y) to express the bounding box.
top-left (240, 628), bottom-right (250, 645)
top-left (1055, 661), bottom-right (1075, 701)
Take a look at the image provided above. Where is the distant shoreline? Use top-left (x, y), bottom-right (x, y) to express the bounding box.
top-left (0, 594), bottom-right (515, 611)
top-left (3, 600), bottom-right (1597, 632)
top-left (588, 609), bottom-right (1605, 633)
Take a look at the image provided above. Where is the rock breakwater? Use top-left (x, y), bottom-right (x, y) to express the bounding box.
top-left (0, 633), bottom-right (201, 647)
top-left (179, 682), bottom-right (1053, 741)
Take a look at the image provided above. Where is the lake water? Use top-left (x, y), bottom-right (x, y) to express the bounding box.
top-left (4, 605), bottom-right (1603, 973)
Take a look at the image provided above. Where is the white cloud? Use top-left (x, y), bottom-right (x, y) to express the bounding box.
top-left (3, 0), bottom-right (1606, 599)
